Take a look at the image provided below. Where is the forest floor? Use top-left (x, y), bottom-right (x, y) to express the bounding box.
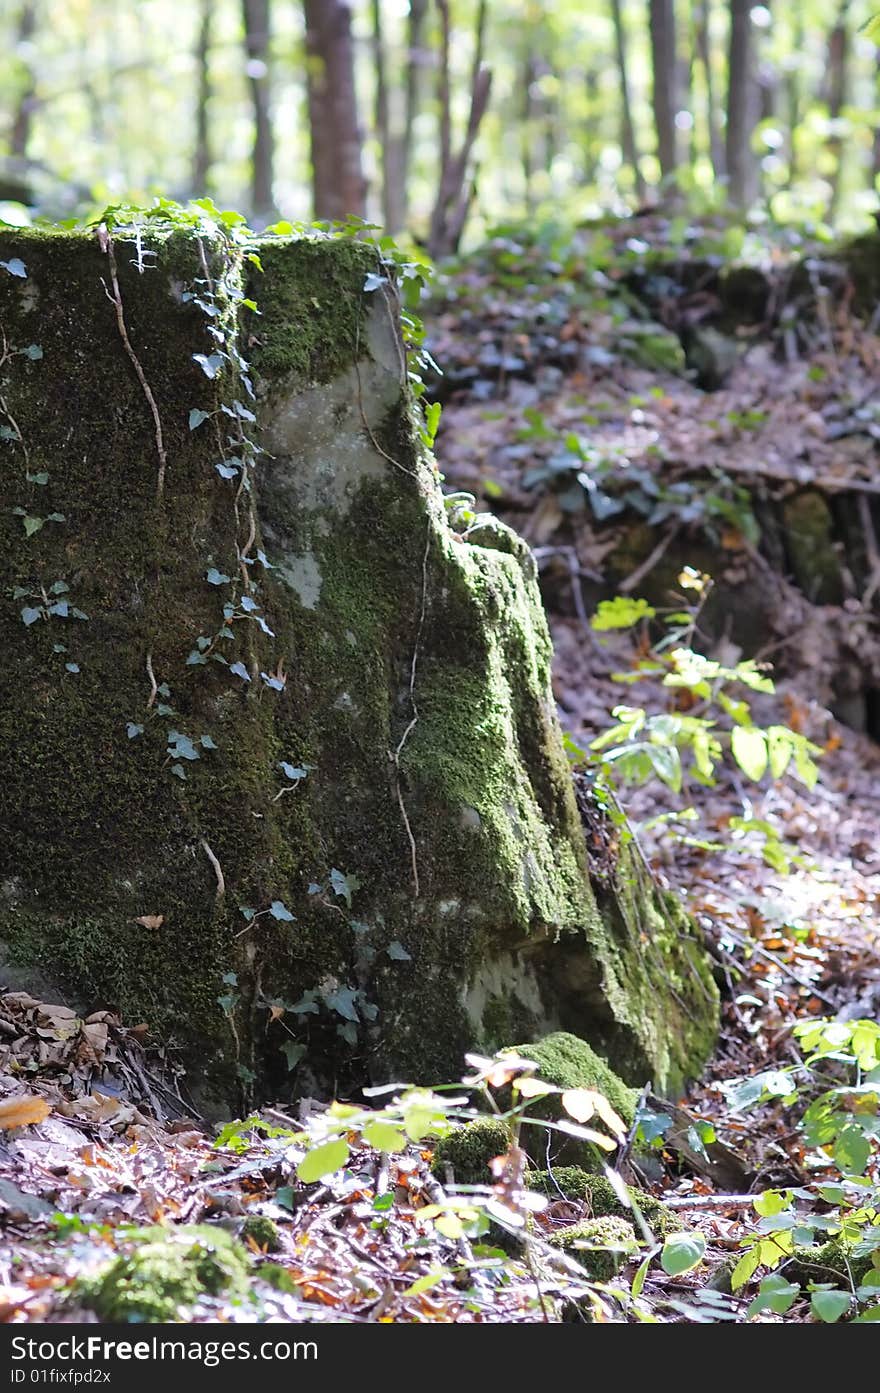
top-left (1, 219), bottom-right (878, 1324)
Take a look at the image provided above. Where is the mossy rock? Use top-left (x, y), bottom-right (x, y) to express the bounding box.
top-left (76, 1224), bottom-right (251, 1322)
top-left (548, 1215), bottom-right (638, 1280)
top-left (508, 1032), bottom-right (637, 1167)
top-left (0, 223), bottom-right (718, 1105)
top-left (529, 1167), bottom-right (675, 1235)
top-left (431, 1117), bottom-right (515, 1188)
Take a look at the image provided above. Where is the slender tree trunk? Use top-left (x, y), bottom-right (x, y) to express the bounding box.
top-left (400, 0), bottom-right (428, 226)
top-left (693, 0), bottom-right (724, 179)
top-left (825, 0), bottom-right (851, 223)
top-left (192, 0), bottom-right (213, 195)
top-left (649, 0), bottom-right (679, 181)
top-left (371, 0), bottom-right (394, 230)
top-left (242, 0), bottom-right (274, 223)
top-left (784, 8), bottom-right (804, 186)
top-left (427, 0), bottom-right (492, 259)
top-left (10, 0), bottom-right (38, 158)
top-left (726, 0), bottom-right (755, 207)
top-left (610, 0), bottom-right (646, 199)
top-left (520, 53), bottom-right (537, 213)
top-left (304, 0), bottom-right (367, 222)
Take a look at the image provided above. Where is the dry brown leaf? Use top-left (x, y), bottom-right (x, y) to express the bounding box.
top-left (0, 1094), bottom-right (50, 1129)
top-left (133, 914), bottom-right (165, 930)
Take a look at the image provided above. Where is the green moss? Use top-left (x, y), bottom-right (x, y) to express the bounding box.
top-left (528, 1168), bottom-right (675, 1234)
top-left (241, 1215), bottom-right (281, 1252)
top-left (548, 1215), bottom-right (638, 1279)
top-left (505, 1032), bottom-right (636, 1167)
top-left (76, 1225), bottom-right (251, 1322)
top-left (247, 237), bottom-right (375, 385)
top-left (788, 1238), bottom-right (874, 1287)
top-left (0, 221), bottom-right (718, 1106)
top-left (431, 1118), bottom-right (514, 1188)
top-left (782, 491), bottom-right (842, 605)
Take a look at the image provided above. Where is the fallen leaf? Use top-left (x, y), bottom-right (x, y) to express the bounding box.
top-left (0, 1094), bottom-right (50, 1129)
top-left (133, 914), bottom-right (165, 930)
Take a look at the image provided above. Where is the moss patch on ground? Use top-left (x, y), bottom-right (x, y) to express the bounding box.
top-left (76, 1225), bottom-right (251, 1322)
top-left (528, 1167), bottom-right (676, 1234)
top-left (431, 1117), bottom-right (515, 1188)
top-left (548, 1215), bottom-right (638, 1279)
top-left (506, 1032), bottom-right (637, 1167)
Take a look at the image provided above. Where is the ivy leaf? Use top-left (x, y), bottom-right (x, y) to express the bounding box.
top-left (387, 940), bottom-right (412, 961)
top-left (26, 471), bottom-right (49, 485)
top-left (170, 763), bottom-right (187, 781)
top-left (229, 661), bottom-right (251, 681)
top-left (296, 1139), bottom-right (349, 1184)
top-left (279, 761), bottom-right (309, 782)
top-left (261, 671), bottom-right (286, 691)
top-left (193, 352), bottom-right (224, 379)
top-left (206, 568), bottom-right (230, 586)
top-left (49, 580), bottom-right (69, 594)
top-left (65, 662), bottom-right (80, 674)
top-left (660, 1232), bottom-right (706, 1276)
top-left (23, 344), bottom-right (42, 360)
top-left (240, 595), bottom-right (258, 613)
top-left (126, 723), bottom-right (144, 739)
top-left (189, 408), bottom-right (210, 430)
top-left (363, 272), bottom-right (386, 292)
top-left (1, 258), bottom-right (26, 278)
top-left (23, 516), bottom-right (43, 537)
top-left (329, 867), bottom-right (361, 907)
top-left (268, 900), bottom-right (295, 922)
top-left (200, 734), bottom-right (218, 750)
top-left (167, 731), bottom-right (200, 761)
top-left (215, 461), bottom-right (239, 479)
top-left (21, 606), bottom-right (41, 626)
top-left (324, 986), bottom-right (359, 1022)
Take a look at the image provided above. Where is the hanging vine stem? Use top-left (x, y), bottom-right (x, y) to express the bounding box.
top-left (0, 326), bottom-right (30, 471)
top-left (96, 224), bottom-right (168, 503)
top-left (389, 517), bottom-right (431, 900)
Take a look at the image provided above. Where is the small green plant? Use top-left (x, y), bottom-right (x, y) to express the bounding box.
top-left (724, 1018), bottom-right (880, 1322)
top-left (575, 570), bottom-right (822, 869)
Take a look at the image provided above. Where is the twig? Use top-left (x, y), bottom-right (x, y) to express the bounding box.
top-left (145, 650), bottom-right (158, 709)
top-left (619, 523), bottom-right (681, 595)
top-left (97, 224), bottom-right (169, 502)
top-left (200, 839), bottom-right (226, 899)
top-left (719, 924), bottom-right (836, 1006)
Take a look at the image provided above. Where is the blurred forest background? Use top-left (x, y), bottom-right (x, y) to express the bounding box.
top-left (1, 0), bottom-right (879, 249)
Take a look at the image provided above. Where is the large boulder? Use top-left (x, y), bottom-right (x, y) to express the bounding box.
top-left (0, 218), bottom-right (718, 1107)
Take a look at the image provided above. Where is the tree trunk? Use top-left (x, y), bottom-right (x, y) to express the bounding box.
top-left (192, 0), bottom-right (213, 196)
top-left (693, 0), bottom-right (724, 180)
top-left (303, 0), bottom-right (367, 222)
top-left (427, 0), bottom-right (493, 259)
top-left (726, 0), bottom-right (755, 208)
top-left (825, 0), bottom-right (851, 224)
top-left (10, 0), bottom-right (38, 159)
top-left (0, 224), bottom-right (718, 1108)
top-left (649, 0), bottom-right (679, 182)
top-left (610, 0), bottom-right (646, 200)
top-left (242, 0), bottom-right (274, 223)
